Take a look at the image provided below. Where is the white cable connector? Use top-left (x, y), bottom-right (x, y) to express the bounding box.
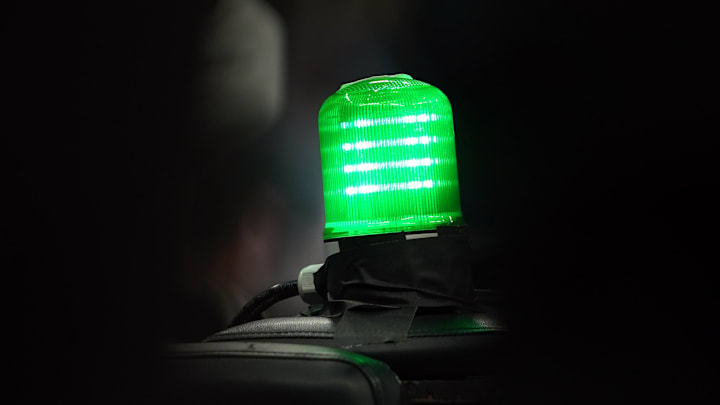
top-left (297, 264), bottom-right (324, 305)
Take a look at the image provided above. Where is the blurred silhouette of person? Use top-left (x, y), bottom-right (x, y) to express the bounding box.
top-left (156, 0), bottom-right (289, 342)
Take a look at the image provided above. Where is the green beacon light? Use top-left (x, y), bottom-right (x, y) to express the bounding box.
top-left (319, 74), bottom-right (465, 240)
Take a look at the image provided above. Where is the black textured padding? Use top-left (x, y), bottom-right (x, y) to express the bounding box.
top-left (155, 342), bottom-right (407, 405)
top-left (207, 312), bottom-right (506, 379)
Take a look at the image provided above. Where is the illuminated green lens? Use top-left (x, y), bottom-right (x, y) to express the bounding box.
top-left (319, 74), bottom-right (464, 240)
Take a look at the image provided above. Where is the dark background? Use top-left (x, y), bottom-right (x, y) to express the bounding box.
top-left (9, 0), bottom-right (717, 403)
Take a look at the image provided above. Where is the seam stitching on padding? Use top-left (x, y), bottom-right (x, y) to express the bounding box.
top-left (211, 327), bottom-right (504, 341)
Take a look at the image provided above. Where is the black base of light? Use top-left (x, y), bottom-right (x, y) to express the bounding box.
top-left (316, 225), bottom-right (479, 311)
top-left (335, 225), bottom-right (467, 251)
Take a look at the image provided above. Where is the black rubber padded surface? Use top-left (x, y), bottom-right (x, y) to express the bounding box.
top-left (154, 341), bottom-right (407, 405)
top-left (207, 312), bottom-right (506, 379)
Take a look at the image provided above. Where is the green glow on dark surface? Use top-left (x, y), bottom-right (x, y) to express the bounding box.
top-left (319, 74), bottom-right (464, 240)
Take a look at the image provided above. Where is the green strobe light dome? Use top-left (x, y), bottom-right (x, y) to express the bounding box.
top-left (319, 74), bottom-right (465, 240)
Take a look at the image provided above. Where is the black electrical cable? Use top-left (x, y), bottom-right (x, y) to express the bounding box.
top-left (228, 280), bottom-right (299, 327)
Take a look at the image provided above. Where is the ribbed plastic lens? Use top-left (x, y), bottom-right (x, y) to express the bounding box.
top-left (319, 74), bottom-right (464, 240)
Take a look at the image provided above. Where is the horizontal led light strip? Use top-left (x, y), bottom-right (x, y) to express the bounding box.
top-left (340, 113), bottom-right (438, 129)
top-left (342, 136), bottom-right (437, 151)
top-left (346, 180), bottom-right (434, 196)
top-left (344, 157), bottom-right (436, 173)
